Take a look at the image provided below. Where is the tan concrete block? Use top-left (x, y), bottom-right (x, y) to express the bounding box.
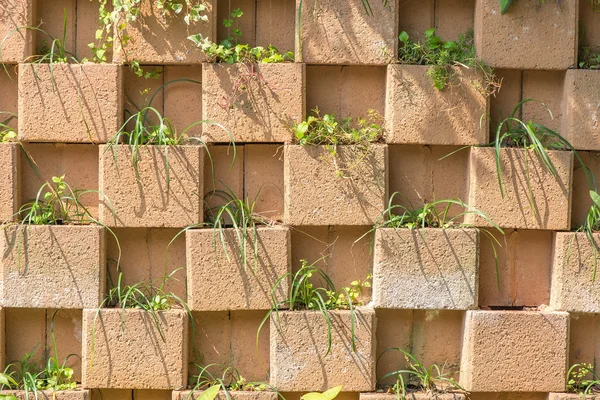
top-left (0, 225), bottom-right (106, 308)
top-left (91, 389), bottom-right (132, 400)
top-left (375, 309), bottom-right (412, 385)
top-left (106, 228), bottom-right (187, 300)
top-left (164, 66), bottom-right (203, 137)
top-left (435, 0), bottom-right (475, 41)
top-left (459, 310), bottom-right (569, 392)
top-left (551, 232), bottom-right (600, 312)
top-left (373, 228), bottom-right (479, 310)
top-left (388, 145), bottom-right (469, 207)
top-left (256, 0), bottom-right (295, 53)
top-left (82, 309), bottom-right (188, 389)
top-left (5, 308), bottom-right (45, 365)
top-left (173, 391), bottom-right (278, 400)
top-left (579, 0), bottom-right (600, 50)
top-left (0, 306), bottom-right (4, 369)
top-left (360, 393), bottom-right (465, 400)
top-left (474, 0), bottom-right (578, 70)
top-left (0, 143), bottom-right (19, 222)
top-left (0, 389), bottom-right (90, 399)
top-left (134, 390), bottom-right (171, 400)
top-left (296, 0), bottom-right (398, 64)
top-left (47, 309), bottom-right (82, 382)
top-left (186, 226), bottom-right (290, 311)
top-left (283, 144), bottom-right (388, 226)
top-left (35, 0), bottom-right (76, 55)
top-left (385, 65), bottom-right (488, 145)
top-left (469, 394), bottom-right (548, 400)
top-left (99, 144), bottom-right (203, 228)
top-left (124, 65), bottom-right (164, 114)
top-left (202, 63), bottom-right (304, 143)
top-left (282, 394), bottom-right (358, 400)
top-left (230, 310), bottom-right (270, 382)
top-left (203, 145), bottom-right (243, 221)
top-left (572, 151), bottom-right (600, 229)
top-left (217, 0), bottom-right (255, 46)
top-left (569, 313), bottom-right (600, 367)
top-left (490, 69), bottom-right (521, 129)
top-left (20, 143), bottom-right (99, 219)
top-left (465, 147), bottom-right (573, 230)
top-left (0, 66), bottom-right (18, 127)
top-left (113, 0), bottom-right (216, 64)
top-left (411, 310), bottom-right (464, 371)
top-left (478, 229), bottom-right (552, 307)
top-left (398, 0), bottom-right (433, 38)
top-left (0, 0), bottom-right (33, 63)
top-left (189, 311), bottom-right (231, 370)
top-left (306, 66), bottom-right (386, 120)
top-left (522, 70), bottom-right (564, 132)
top-left (244, 144), bottom-right (284, 221)
top-left (270, 308), bottom-right (376, 392)
top-left (563, 69), bottom-right (600, 151)
top-left (18, 63), bottom-right (123, 143)
top-left (549, 395), bottom-right (596, 400)
top-left (76, 0), bottom-right (106, 60)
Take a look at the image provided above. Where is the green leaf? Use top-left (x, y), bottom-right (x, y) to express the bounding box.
top-left (322, 386), bottom-right (343, 400)
top-left (399, 31), bottom-right (409, 43)
top-left (198, 384), bottom-right (221, 400)
top-left (500, 0), bottom-right (514, 14)
top-left (590, 190), bottom-right (600, 209)
top-left (188, 33), bottom-right (204, 47)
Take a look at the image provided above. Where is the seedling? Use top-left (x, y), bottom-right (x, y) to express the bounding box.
top-left (397, 28), bottom-right (499, 93)
top-left (567, 363), bottom-right (600, 396)
top-left (378, 348), bottom-right (464, 400)
top-left (258, 259), bottom-right (371, 356)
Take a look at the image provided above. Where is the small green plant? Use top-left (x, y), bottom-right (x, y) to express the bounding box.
top-left (301, 385), bottom-right (343, 400)
top-left (579, 46), bottom-right (600, 69)
top-left (188, 364), bottom-right (277, 400)
top-left (378, 348), bottom-right (464, 400)
top-left (0, 112), bottom-right (17, 142)
top-left (258, 259), bottom-right (371, 356)
top-left (0, 312), bottom-right (78, 399)
top-left (500, 0), bottom-right (568, 14)
top-left (567, 363), bottom-right (600, 396)
top-left (397, 28), bottom-right (499, 93)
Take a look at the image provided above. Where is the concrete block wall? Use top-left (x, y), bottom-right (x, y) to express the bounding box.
top-left (0, 0), bottom-right (599, 399)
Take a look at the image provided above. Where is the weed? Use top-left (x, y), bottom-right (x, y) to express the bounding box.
top-left (567, 363), bottom-right (600, 396)
top-left (579, 46), bottom-right (600, 69)
top-left (258, 259), bottom-right (371, 356)
top-left (0, 112), bottom-right (17, 142)
top-left (188, 364), bottom-right (278, 400)
top-left (397, 28), bottom-right (500, 94)
top-left (378, 348), bottom-right (464, 400)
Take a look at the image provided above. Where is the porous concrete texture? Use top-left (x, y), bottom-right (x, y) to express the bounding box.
top-left (270, 308), bottom-right (376, 392)
top-left (284, 144), bottom-right (388, 225)
top-left (0, 142), bottom-right (18, 222)
top-left (360, 393), bottom-right (465, 400)
top-left (563, 69), bottom-right (600, 151)
top-left (82, 308), bottom-right (188, 390)
top-left (0, 390), bottom-right (90, 399)
top-left (385, 65), bottom-right (489, 145)
top-left (164, 66), bottom-right (203, 137)
top-left (186, 226), bottom-right (290, 311)
top-left (465, 147), bottom-right (573, 230)
top-left (551, 232), bottom-right (600, 313)
top-left (113, 0), bottom-right (216, 64)
top-left (295, 0), bottom-right (398, 65)
top-left (172, 391), bottom-right (278, 400)
top-left (0, 225), bottom-right (106, 309)
top-left (0, 0), bottom-right (33, 62)
top-left (474, 0), bottom-right (578, 70)
top-left (244, 144), bottom-right (284, 221)
top-left (549, 395), bottom-right (596, 400)
top-left (18, 63), bottom-right (123, 143)
top-left (460, 310), bottom-right (569, 392)
top-left (98, 145), bottom-right (203, 228)
top-left (202, 63), bottom-right (304, 142)
top-left (373, 228), bottom-right (479, 310)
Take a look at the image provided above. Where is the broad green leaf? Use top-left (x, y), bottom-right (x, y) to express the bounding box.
top-left (590, 190), bottom-right (600, 209)
top-left (322, 385), bottom-right (343, 400)
top-left (301, 394), bottom-right (326, 400)
top-left (399, 31), bottom-right (409, 43)
top-left (197, 384), bottom-right (221, 400)
top-left (500, 0), bottom-right (514, 14)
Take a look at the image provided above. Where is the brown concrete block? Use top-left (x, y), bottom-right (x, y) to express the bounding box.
top-left (202, 63), bottom-right (304, 143)
top-left (99, 145), bottom-right (203, 228)
top-left (75, 0), bottom-right (105, 60)
top-left (5, 308), bottom-right (45, 365)
top-left (478, 229), bottom-right (552, 308)
top-left (270, 308), bottom-right (376, 392)
top-left (173, 391), bottom-right (278, 400)
top-left (360, 393), bottom-right (464, 400)
top-left (522, 70), bottom-right (565, 132)
top-left (306, 66), bottom-right (386, 120)
top-left (283, 144), bottom-right (388, 226)
top-left (164, 66), bottom-right (203, 138)
top-left (563, 69), bottom-right (600, 151)
top-left (460, 310), bottom-right (569, 392)
top-left (490, 69), bottom-right (521, 129)
top-left (217, 0), bottom-right (255, 46)
top-left (113, 0), bottom-right (216, 64)
top-left (124, 65), bottom-right (164, 114)
top-left (82, 309), bottom-right (188, 389)
top-left (256, 0), bottom-right (295, 53)
top-left (569, 313), bottom-right (600, 368)
top-left (373, 228), bottom-right (479, 310)
top-left (579, 0), bottom-right (600, 51)
top-left (465, 147), bottom-right (573, 230)
top-left (230, 310), bottom-right (270, 382)
top-left (0, 66), bottom-right (18, 127)
top-left (47, 309), bottom-right (82, 382)
top-left (0, 225), bottom-right (106, 308)
top-left (244, 144), bottom-right (284, 221)
top-left (18, 63), bottom-right (123, 143)
top-left (385, 65), bottom-right (488, 145)
top-left (436, 0), bottom-right (475, 41)
top-left (0, 389), bottom-right (90, 399)
top-left (186, 226), bottom-right (290, 311)
top-left (474, 0), bottom-right (578, 69)
top-left (398, 0), bottom-right (433, 39)
top-left (0, 143), bottom-right (19, 222)
top-left (296, 0), bottom-right (398, 64)
top-left (411, 310), bottom-right (464, 370)
top-left (571, 151), bottom-right (600, 229)
top-left (134, 390), bottom-right (171, 400)
top-left (189, 311), bottom-right (231, 369)
top-left (551, 232), bottom-right (600, 313)
top-left (91, 389), bottom-right (132, 400)
top-left (35, 0), bottom-right (76, 56)
top-left (0, 0), bottom-right (33, 62)
top-left (20, 143), bottom-right (99, 219)
top-left (375, 309), bottom-right (412, 386)
top-left (203, 144), bottom-right (243, 221)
